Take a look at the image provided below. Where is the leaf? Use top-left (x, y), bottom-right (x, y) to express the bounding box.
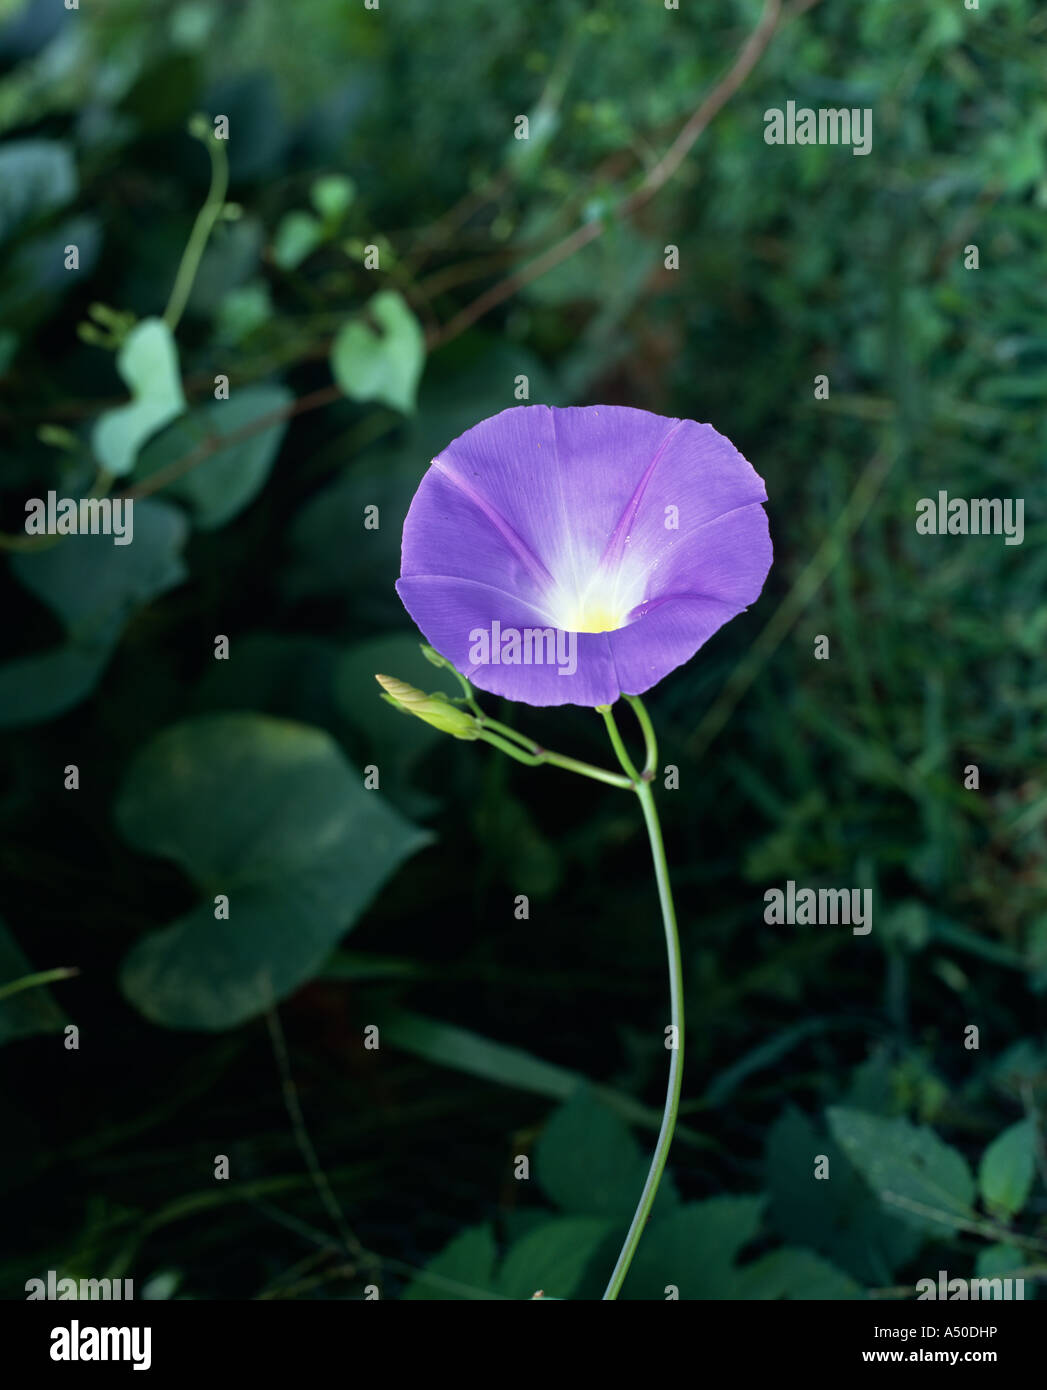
top-left (535, 1086), bottom-right (679, 1221)
top-left (621, 1196), bottom-right (765, 1300)
top-left (766, 1106), bottom-right (920, 1284)
top-left (0, 645), bottom-right (112, 730)
top-left (133, 383), bottom-right (293, 529)
top-left (403, 1215), bottom-right (611, 1301)
top-left (374, 1006), bottom-right (587, 1101)
top-left (706, 1019), bottom-right (836, 1106)
top-left (320, 949), bottom-right (428, 983)
top-left (827, 1107), bottom-right (976, 1234)
top-left (496, 1217), bottom-right (611, 1300)
top-left (402, 1224), bottom-right (498, 1301)
top-left (11, 497), bottom-right (188, 642)
top-left (310, 175), bottom-right (355, 221)
top-left (215, 282), bottom-right (272, 346)
top-left (992, 1042), bottom-right (1047, 1100)
top-left (115, 713), bottom-right (432, 1030)
top-left (0, 499), bottom-right (189, 728)
top-left (330, 290), bottom-right (425, 414)
top-left (0, 140), bottom-right (76, 245)
top-left (372, 1006), bottom-right (710, 1147)
top-left (978, 1119), bottom-right (1036, 1218)
top-left (732, 1248), bottom-right (862, 1300)
top-left (92, 319), bottom-right (187, 477)
top-left (0, 919), bottom-right (67, 1046)
top-left (272, 211), bottom-right (324, 270)
top-left (974, 1244), bottom-right (1026, 1282)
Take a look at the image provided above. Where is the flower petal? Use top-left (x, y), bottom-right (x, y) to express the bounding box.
top-left (595, 417), bottom-right (769, 600)
top-left (395, 574), bottom-right (620, 706)
top-left (608, 497), bottom-right (772, 694)
top-left (399, 457), bottom-right (556, 618)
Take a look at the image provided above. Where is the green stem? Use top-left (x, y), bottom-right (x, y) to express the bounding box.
top-left (623, 693), bottom-right (658, 777)
top-left (600, 699), bottom-right (684, 1301)
top-left (444, 664), bottom-right (485, 717)
top-left (0, 966), bottom-right (79, 1003)
top-left (476, 728), bottom-right (632, 789)
top-left (597, 703), bottom-right (642, 783)
top-left (475, 713), bottom-right (538, 750)
top-left (164, 124), bottom-right (230, 332)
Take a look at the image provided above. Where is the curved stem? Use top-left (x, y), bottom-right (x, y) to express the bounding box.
top-left (164, 126), bottom-right (230, 332)
top-left (623, 693), bottom-right (658, 778)
top-left (597, 703), bottom-right (642, 784)
top-left (600, 699), bottom-right (684, 1301)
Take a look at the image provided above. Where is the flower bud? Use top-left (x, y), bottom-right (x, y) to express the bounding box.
top-left (374, 674), bottom-right (480, 740)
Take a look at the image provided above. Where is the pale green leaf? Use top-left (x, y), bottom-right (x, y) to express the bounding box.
top-left (272, 210), bottom-right (324, 270)
top-left (330, 290), bottom-right (425, 413)
top-left (978, 1119), bottom-right (1036, 1218)
top-left (92, 318), bottom-right (187, 477)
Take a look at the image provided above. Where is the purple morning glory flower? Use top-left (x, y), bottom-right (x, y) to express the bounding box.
top-left (396, 404), bottom-right (772, 707)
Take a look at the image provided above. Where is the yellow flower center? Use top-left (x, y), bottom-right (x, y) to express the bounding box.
top-left (546, 556), bottom-right (647, 635)
top-left (564, 598), bottom-right (626, 634)
top-left (552, 581), bottom-right (632, 634)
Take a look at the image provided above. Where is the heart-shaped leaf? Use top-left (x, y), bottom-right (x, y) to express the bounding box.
top-left (116, 713), bottom-right (432, 1029)
top-left (331, 290), bottom-right (425, 414)
top-left (92, 318), bottom-right (187, 477)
